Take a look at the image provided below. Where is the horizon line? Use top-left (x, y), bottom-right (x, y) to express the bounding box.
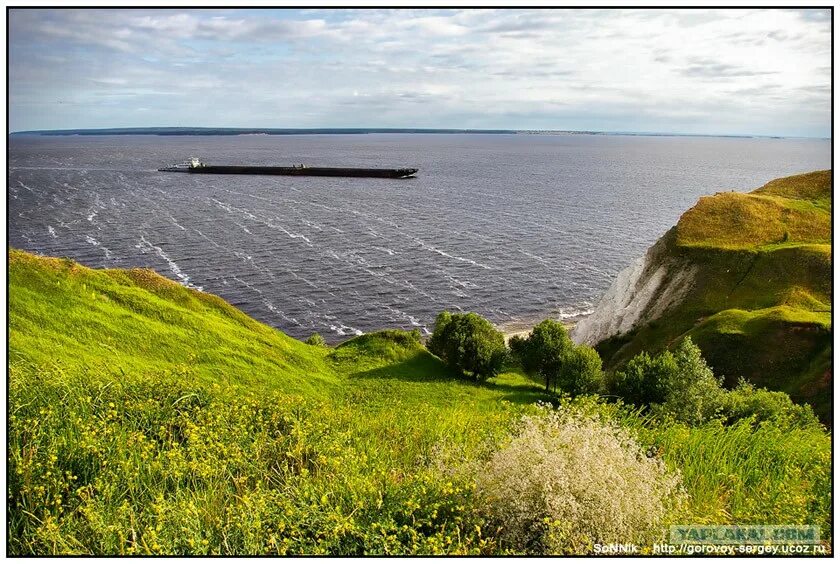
top-left (8, 126), bottom-right (830, 141)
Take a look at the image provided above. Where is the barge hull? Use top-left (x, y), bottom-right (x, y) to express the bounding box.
top-left (186, 166), bottom-right (417, 178)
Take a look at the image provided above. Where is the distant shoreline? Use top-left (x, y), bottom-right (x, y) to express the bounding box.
top-left (11, 127), bottom-right (518, 137)
top-left (9, 127), bottom-right (824, 141)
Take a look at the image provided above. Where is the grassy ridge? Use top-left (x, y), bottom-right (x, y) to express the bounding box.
top-left (9, 248), bottom-right (336, 396)
top-left (597, 171), bottom-right (832, 422)
top-left (12, 360), bottom-right (830, 555)
top-left (676, 170), bottom-right (831, 249)
top-left (756, 169), bottom-right (833, 205)
top-left (8, 249), bottom-right (832, 554)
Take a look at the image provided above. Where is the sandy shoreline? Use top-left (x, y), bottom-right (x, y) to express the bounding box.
top-left (497, 314), bottom-right (589, 344)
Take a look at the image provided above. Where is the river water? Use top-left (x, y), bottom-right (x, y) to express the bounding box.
top-left (8, 133), bottom-right (830, 341)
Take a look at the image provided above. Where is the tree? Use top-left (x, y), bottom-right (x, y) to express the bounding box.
top-left (508, 334), bottom-right (529, 361)
top-left (427, 311), bottom-right (506, 381)
top-left (524, 319), bottom-right (575, 391)
top-left (661, 337), bottom-right (724, 425)
top-left (610, 351), bottom-right (676, 407)
top-left (556, 345), bottom-right (604, 397)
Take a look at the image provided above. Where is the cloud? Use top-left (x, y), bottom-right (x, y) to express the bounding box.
top-left (491, 69), bottom-right (574, 78)
top-left (681, 60), bottom-right (778, 78)
top-left (7, 8), bottom-right (832, 137)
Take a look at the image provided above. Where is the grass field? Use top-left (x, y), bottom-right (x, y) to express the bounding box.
top-left (8, 248), bottom-right (832, 554)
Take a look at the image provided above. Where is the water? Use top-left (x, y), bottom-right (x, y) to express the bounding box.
top-left (8, 133), bottom-right (830, 342)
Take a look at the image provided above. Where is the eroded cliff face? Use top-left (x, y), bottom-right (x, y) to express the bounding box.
top-left (570, 228), bottom-right (698, 346)
top-left (568, 170), bottom-right (832, 423)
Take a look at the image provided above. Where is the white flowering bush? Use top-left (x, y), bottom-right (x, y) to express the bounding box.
top-left (476, 406), bottom-right (684, 554)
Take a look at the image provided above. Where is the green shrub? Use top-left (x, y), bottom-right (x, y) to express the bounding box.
top-left (659, 338), bottom-right (725, 425)
top-left (555, 345), bottom-right (604, 397)
top-left (719, 380), bottom-right (820, 428)
top-left (610, 351), bottom-right (675, 406)
top-left (476, 405), bottom-right (684, 554)
top-left (305, 333), bottom-right (327, 347)
top-left (614, 338), bottom-right (723, 425)
top-left (409, 327), bottom-right (422, 343)
top-left (427, 312), bottom-right (506, 381)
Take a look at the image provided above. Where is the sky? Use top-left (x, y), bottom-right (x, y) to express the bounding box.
top-left (8, 8), bottom-right (832, 137)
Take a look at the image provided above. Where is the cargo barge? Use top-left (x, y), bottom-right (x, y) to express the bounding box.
top-left (159, 158), bottom-right (417, 179)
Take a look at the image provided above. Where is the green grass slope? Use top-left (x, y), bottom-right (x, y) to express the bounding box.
top-left (676, 170), bottom-right (831, 249)
top-left (10, 247), bottom-right (547, 410)
top-left (7, 248), bottom-right (553, 554)
top-left (9, 248), bottom-right (337, 396)
top-left (8, 248), bottom-right (831, 554)
top-left (597, 170), bottom-right (832, 421)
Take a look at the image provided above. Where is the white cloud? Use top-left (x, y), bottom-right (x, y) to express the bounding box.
top-left (8, 8), bottom-right (831, 136)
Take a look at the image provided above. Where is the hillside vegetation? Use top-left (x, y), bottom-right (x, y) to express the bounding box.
top-left (595, 170), bottom-right (832, 421)
top-left (9, 249), bottom-right (336, 396)
top-left (677, 170), bottom-right (831, 249)
top-left (8, 248), bottom-right (832, 555)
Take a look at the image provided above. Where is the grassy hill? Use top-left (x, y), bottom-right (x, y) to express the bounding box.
top-left (596, 170), bottom-right (832, 421)
top-left (8, 248), bottom-right (548, 554)
top-left (9, 249), bottom-right (337, 396)
top-left (9, 247), bottom-right (548, 405)
top-left (9, 247), bottom-right (551, 479)
top-left (8, 248), bottom-right (831, 554)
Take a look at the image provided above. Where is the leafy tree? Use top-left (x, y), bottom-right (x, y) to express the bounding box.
top-left (610, 350), bottom-right (676, 406)
top-left (513, 320), bottom-right (602, 396)
top-left (522, 320), bottom-right (575, 391)
top-left (555, 345), bottom-right (604, 397)
top-left (660, 337), bottom-right (725, 425)
top-left (427, 311), bottom-right (453, 358)
top-left (508, 334), bottom-right (529, 361)
top-left (427, 311), bottom-right (506, 381)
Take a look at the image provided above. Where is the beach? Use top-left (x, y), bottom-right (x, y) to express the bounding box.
top-left (498, 315), bottom-right (588, 344)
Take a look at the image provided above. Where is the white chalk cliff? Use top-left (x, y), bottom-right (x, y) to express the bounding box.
top-left (571, 229), bottom-right (698, 346)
